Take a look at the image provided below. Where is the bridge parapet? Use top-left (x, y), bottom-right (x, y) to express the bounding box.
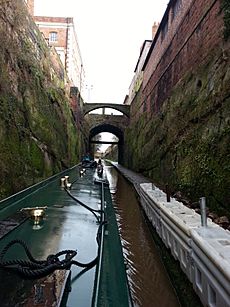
top-left (83, 103), bottom-right (130, 117)
top-left (85, 114), bottom-right (129, 134)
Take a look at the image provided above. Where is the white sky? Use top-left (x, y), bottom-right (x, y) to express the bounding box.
top-left (35, 0), bottom-right (168, 104)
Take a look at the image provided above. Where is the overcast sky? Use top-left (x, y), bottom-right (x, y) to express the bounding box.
top-left (35, 0), bottom-right (168, 104)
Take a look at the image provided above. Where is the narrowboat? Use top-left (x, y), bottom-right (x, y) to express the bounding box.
top-left (0, 165), bottom-right (131, 306)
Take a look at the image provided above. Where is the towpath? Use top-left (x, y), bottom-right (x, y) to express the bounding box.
top-left (111, 163), bottom-right (151, 195)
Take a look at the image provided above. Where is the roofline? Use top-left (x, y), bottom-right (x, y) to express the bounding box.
top-left (134, 39), bottom-right (152, 72)
top-left (34, 16), bottom-right (74, 23)
top-left (142, 0), bottom-right (175, 71)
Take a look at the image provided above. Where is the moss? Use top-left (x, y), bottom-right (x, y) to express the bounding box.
top-left (0, 1), bottom-right (81, 200)
top-left (222, 0), bottom-right (230, 40)
top-left (29, 141), bottom-right (45, 174)
top-left (125, 48), bottom-right (230, 217)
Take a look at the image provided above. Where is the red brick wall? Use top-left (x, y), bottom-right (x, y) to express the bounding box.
top-left (37, 26), bottom-right (67, 49)
top-left (143, 0), bottom-right (193, 87)
top-left (34, 17), bottom-right (73, 48)
top-left (141, 0), bottom-right (224, 116)
top-left (35, 16), bottom-right (73, 24)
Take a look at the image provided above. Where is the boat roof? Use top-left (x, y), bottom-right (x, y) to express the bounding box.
top-left (0, 166), bottom-right (130, 306)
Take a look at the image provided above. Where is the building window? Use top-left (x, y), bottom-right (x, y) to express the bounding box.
top-left (49, 32), bottom-right (58, 42)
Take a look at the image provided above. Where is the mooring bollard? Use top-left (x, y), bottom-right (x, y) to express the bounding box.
top-left (199, 197), bottom-right (207, 227)
top-left (60, 178), bottom-right (66, 188)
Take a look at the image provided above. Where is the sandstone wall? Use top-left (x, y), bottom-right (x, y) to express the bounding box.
top-left (0, 0), bottom-right (81, 199)
top-left (142, 0), bottom-right (224, 117)
top-left (125, 0), bottom-right (230, 217)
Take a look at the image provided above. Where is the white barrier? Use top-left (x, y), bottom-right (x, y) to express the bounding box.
top-left (140, 183), bottom-right (230, 307)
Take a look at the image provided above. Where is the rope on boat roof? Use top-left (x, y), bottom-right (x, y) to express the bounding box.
top-left (0, 239), bottom-right (97, 279)
top-left (0, 181), bottom-right (107, 279)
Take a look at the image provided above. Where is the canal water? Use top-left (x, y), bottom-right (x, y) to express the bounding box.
top-left (105, 165), bottom-right (180, 307)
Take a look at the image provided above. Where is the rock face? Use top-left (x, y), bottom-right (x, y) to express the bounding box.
top-left (0, 1), bottom-right (80, 199)
top-left (124, 1), bottom-right (230, 217)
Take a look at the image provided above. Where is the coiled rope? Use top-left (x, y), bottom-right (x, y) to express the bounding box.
top-left (0, 180), bottom-right (106, 279)
top-left (0, 239), bottom-right (97, 279)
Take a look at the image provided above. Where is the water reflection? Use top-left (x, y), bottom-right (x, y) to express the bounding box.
top-left (105, 166), bottom-right (118, 194)
top-left (105, 165), bottom-right (180, 307)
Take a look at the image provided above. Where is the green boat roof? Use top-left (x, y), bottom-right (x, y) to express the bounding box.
top-left (0, 166), bottom-right (131, 306)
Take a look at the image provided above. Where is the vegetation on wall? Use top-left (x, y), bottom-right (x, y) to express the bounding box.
top-left (0, 0), bottom-right (80, 199)
top-left (125, 46), bottom-right (230, 218)
top-left (222, 0), bottom-right (230, 40)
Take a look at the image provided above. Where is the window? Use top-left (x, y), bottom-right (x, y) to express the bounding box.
top-left (49, 32), bottom-right (58, 42)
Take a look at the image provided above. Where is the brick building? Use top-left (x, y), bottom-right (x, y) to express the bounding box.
top-left (129, 0), bottom-right (224, 117)
top-left (127, 40), bottom-right (152, 105)
top-left (127, 22), bottom-right (159, 106)
top-left (144, 0), bottom-right (224, 114)
top-left (25, 0), bottom-right (85, 94)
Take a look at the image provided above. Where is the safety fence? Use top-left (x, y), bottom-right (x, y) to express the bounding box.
top-left (140, 183), bottom-right (230, 307)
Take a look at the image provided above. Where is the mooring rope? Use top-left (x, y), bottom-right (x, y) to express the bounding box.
top-left (0, 239), bottom-right (98, 279)
top-left (0, 180), bottom-right (107, 279)
top-left (64, 187), bottom-right (104, 223)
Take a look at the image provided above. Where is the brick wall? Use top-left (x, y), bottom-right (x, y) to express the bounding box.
top-left (35, 16), bottom-right (74, 24)
top-left (34, 17), bottom-right (72, 49)
top-left (36, 26), bottom-right (67, 49)
top-left (140, 0), bottom-right (224, 116)
top-left (143, 0), bottom-right (193, 88)
top-left (34, 16), bottom-right (84, 91)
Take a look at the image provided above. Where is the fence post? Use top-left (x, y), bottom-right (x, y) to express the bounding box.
top-left (199, 197), bottom-right (207, 227)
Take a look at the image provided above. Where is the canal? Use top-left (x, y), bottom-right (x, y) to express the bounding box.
top-left (105, 164), bottom-right (180, 307)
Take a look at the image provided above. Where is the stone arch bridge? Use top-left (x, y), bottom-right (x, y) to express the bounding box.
top-left (83, 103), bottom-right (130, 117)
top-left (82, 103), bottom-right (130, 163)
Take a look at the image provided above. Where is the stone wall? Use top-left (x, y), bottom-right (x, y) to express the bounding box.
top-left (142, 0), bottom-right (224, 117)
top-left (125, 0), bottom-right (230, 217)
top-left (0, 0), bottom-right (81, 199)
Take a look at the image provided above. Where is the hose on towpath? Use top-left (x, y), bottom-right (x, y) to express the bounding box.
top-left (0, 184), bottom-right (107, 279)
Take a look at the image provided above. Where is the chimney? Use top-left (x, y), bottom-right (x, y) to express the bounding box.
top-left (152, 22), bottom-right (159, 39)
top-left (26, 0), bottom-right (35, 16)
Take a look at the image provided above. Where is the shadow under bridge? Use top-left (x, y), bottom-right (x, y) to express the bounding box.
top-left (89, 121), bottom-right (126, 164)
top-left (84, 104), bottom-right (130, 163)
top-left (88, 114), bottom-right (128, 164)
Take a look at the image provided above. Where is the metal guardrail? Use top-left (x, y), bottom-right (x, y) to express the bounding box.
top-left (139, 183), bottom-right (230, 307)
